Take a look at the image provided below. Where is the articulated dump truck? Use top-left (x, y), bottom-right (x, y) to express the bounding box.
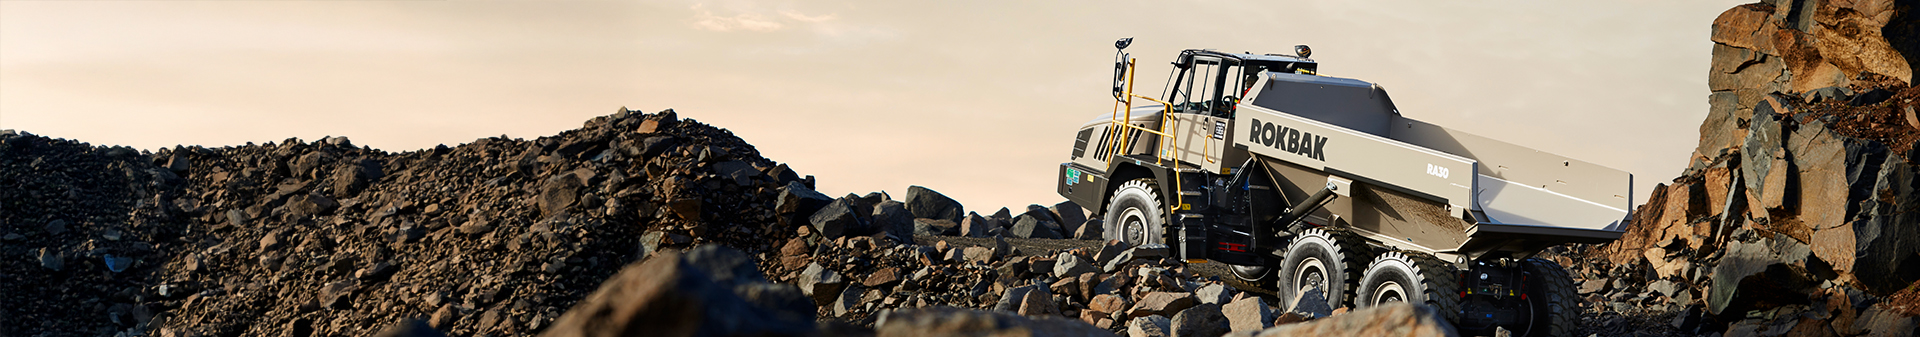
top-left (1058, 39), bottom-right (1632, 336)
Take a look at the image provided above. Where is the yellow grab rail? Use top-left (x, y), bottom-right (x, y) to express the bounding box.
top-left (1101, 59), bottom-right (1189, 216)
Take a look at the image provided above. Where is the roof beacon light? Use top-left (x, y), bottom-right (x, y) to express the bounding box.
top-left (1294, 45), bottom-right (1312, 59)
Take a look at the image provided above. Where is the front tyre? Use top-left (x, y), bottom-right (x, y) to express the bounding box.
top-left (1356, 251), bottom-right (1461, 324)
top-left (1103, 178), bottom-right (1165, 247)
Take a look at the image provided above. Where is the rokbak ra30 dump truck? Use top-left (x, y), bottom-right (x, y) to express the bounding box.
top-left (1058, 39), bottom-right (1633, 337)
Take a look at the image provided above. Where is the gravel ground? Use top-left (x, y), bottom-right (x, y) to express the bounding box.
top-left (918, 234), bottom-right (1681, 336)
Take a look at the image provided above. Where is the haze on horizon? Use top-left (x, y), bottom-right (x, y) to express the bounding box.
top-left (1, 0), bottom-right (1748, 214)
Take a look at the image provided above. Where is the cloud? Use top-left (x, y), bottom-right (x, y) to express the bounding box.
top-left (780, 10), bottom-right (835, 23)
top-left (691, 4), bottom-right (785, 32)
top-left (688, 2), bottom-right (838, 33)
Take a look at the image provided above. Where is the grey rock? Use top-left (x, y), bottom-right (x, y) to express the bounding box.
top-left (1846, 148), bottom-right (1920, 294)
top-left (1106, 246), bottom-right (1168, 272)
top-left (1708, 232), bottom-right (1815, 315)
top-left (832, 283), bottom-right (867, 317)
top-left (1194, 283), bottom-right (1233, 305)
top-left (996, 284), bottom-right (1039, 312)
top-left (992, 235), bottom-right (1014, 259)
top-left (1012, 213), bottom-right (1062, 239)
top-left (959, 212), bottom-right (996, 238)
top-left (1128, 315), bottom-right (1173, 337)
top-left (1222, 296), bottom-right (1275, 332)
top-left (775, 181), bottom-right (832, 226)
top-left (799, 263), bottom-right (847, 306)
top-left (1288, 287), bottom-right (1331, 318)
top-left (712, 160), bottom-right (762, 186)
top-left (904, 186), bottom-right (964, 224)
top-left (44, 219), bottom-right (66, 235)
top-left (1053, 252), bottom-right (1097, 279)
top-left (37, 248), bottom-right (62, 271)
top-left (870, 201), bottom-right (916, 244)
top-left (1170, 303), bottom-right (1228, 337)
top-left (1051, 200), bottom-right (1087, 235)
top-left (808, 197), bottom-right (867, 239)
top-left (1073, 219), bottom-right (1104, 240)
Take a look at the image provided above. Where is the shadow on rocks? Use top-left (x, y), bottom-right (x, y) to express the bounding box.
top-left (539, 245), bottom-right (818, 337)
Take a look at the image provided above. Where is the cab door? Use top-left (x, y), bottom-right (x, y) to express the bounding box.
top-left (1167, 56), bottom-right (1247, 173)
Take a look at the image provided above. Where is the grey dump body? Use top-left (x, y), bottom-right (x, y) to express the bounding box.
top-left (1227, 71), bottom-right (1630, 260)
top-left (1061, 51), bottom-right (1630, 262)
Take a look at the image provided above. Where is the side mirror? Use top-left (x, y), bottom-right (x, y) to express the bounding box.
top-left (1114, 37), bottom-right (1133, 50)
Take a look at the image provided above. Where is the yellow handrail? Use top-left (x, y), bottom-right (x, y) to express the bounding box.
top-left (1102, 58), bottom-right (1188, 216)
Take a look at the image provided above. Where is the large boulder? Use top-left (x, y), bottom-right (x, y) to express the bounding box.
top-left (776, 181), bottom-right (832, 226)
top-left (539, 246), bottom-right (816, 337)
top-left (1170, 303), bottom-right (1229, 337)
top-left (870, 201), bottom-right (916, 244)
top-left (1012, 209), bottom-right (1064, 239)
top-left (1708, 230), bottom-right (1817, 316)
top-left (1225, 302), bottom-right (1456, 337)
top-left (1050, 200), bottom-right (1088, 235)
top-left (809, 197), bottom-right (869, 239)
top-left (1789, 120), bottom-right (1886, 279)
top-left (798, 263), bottom-right (847, 306)
top-left (904, 186), bottom-right (964, 224)
top-left (1222, 296), bottom-right (1276, 332)
top-left (875, 306), bottom-right (1112, 337)
top-left (959, 212), bottom-right (997, 238)
top-left (537, 173), bottom-right (585, 218)
top-left (1847, 147), bottom-right (1920, 295)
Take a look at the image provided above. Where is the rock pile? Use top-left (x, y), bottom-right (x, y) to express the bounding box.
top-left (1568, 1), bottom-right (1920, 336)
top-left (1, 108), bottom-right (819, 336)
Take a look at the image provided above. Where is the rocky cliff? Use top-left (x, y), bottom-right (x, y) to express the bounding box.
top-left (1571, 1), bottom-right (1920, 336)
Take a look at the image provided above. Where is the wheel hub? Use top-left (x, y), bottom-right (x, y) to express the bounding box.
top-left (1119, 207), bottom-right (1148, 245)
top-left (1293, 257), bottom-right (1328, 304)
top-left (1373, 281), bottom-right (1407, 304)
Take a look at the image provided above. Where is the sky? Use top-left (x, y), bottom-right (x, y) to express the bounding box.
top-left (2, 0), bottom-right (1749, 215)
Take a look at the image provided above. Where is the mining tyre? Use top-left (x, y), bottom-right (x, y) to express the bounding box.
top-left (1103, 178), bottom-right (1165, 246)
top-left (1356, 251), bottom-right (1461, 324)
top-left (1517, 258), bottom-right (1578, 337)
top-left (1276, 228), bottom-right (1369, 312)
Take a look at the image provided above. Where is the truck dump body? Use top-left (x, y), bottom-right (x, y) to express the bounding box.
top-left (1234, 71), bottom-right (1631, 257)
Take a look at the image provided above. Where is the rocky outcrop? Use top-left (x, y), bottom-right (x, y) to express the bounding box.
top-left (1580, 1), bottom-right (1920, 336)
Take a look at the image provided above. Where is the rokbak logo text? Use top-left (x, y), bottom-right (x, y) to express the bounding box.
top-left (1248, 118), bottom-right (1327, 161)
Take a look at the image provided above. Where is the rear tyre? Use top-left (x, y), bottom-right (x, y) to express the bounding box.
top-left (1356, 251), bottom-right (1461, 324)
top-left (1518, 258), bottom-right (1577, 337)
top-left (1103, 178), bottom-right (1164, 247)
top-left (1276, 229), bottom-right (1368, 312)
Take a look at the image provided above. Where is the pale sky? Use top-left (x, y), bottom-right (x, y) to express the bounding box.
top-left (2, 0), bottom-right (1748, 214)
